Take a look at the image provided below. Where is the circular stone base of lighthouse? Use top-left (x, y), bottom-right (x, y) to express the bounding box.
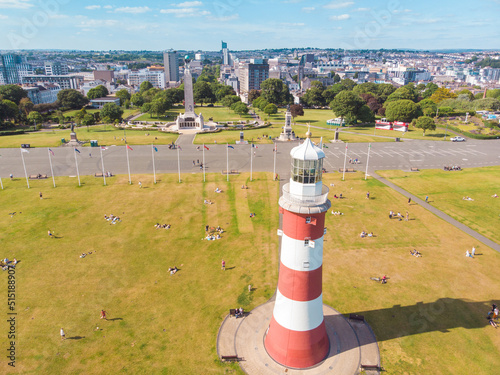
top-left (217, 301), bottom-right (380, 375)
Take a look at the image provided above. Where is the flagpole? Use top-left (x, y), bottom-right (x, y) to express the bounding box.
top-left (73, 148), bottom-right (81, 187)
top-left (226, 143), bottom-right (229, 182)
top-left (48, 149), bottom-right (56, 188)
top-left (152, 144), bottom-right (156, 184)
top-left (0, 176), bottom-right (3, 190)
top-left (100, 146), bottom-right (106, 186)
top-left (202, 144), bottom-right (206, 182)
top-left (250, 143), bottom-right (253, 182)
top-left (365, 143), bottom-right (371, 181)
top-left (177, 144), bottom-right (181, 183)
top-left (20, 149), bottom-right (30, 189)
top-left (273, 142), bottom-right (277, 181)
top-left (126, 145), bottom-right (131, 184)
top-left (342, 142), bottom-right (348, 181)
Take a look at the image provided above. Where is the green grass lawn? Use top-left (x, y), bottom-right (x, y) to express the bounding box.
top-left (377, 166), bottom-right (500, 244)
top-left (1, 171), bottom-right (499, 374)
top-left (0, 125), bottom-right (178, 148)
top-left (63, 108), bottom-right (140, 119)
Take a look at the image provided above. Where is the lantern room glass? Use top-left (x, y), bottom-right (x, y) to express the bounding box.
top-left (291, 158), bottom-right (323, 184)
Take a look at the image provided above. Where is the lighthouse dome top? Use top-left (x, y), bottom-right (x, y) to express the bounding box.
top-left (290, 137), bottom-right (325, 161)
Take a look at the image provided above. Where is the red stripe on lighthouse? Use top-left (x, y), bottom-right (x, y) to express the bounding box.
top-left (265, 316), bottom-right (329, 368)
top-left (277, 264), bottom-right (322, 302)
top-left (282, 210), bottom-right (325, 241)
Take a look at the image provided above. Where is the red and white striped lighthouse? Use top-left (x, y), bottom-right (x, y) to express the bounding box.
top-left (264, 131), bottom-right (331, 369)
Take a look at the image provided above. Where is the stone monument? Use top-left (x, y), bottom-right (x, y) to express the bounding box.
top-left (277, 105), bottom-right (298, 141)
top-left (175, 56), bottom-right (204, 131)
top-left (236, 131), bottom-right (248, 145)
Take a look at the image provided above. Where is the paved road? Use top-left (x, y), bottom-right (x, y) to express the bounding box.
top-left (1, 137), bottom-right (499, 180)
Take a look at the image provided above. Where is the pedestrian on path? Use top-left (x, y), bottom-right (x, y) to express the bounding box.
top-left (221, 259), bottom-right (225, 271)
top-left (60, 328), bottom-right (66, 340)
top-left (9, 173), bottom-right (13, 180)
top-left (89, 153), bottom-right (92, 158)
top-left (425, 196), bottom-right (429, 203)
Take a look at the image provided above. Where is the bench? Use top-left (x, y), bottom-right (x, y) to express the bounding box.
top-left (221, 355), bottom-right (240, 362)
top-left (349, 314), bottom-right (365, 322)
top-left (221, 170), bottom-right (240, 175)
top-left (229, 309), bottom-right (236, 317)
top-left (361, 364), bottom-right (383, 370)
top-left (29, 174), bottom-right (48, 180)
top-left (95, 173), bottom-right (104, 178)
top-left (410, 167), bottom-right (419, 172)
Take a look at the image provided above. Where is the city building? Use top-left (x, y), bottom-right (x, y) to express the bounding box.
top-left (44, 62), bottom-right (68, 76)
top-left (238, 59), bottom-right (269, 94)
top-left (222, 41), bottom-right (232, 66)
top-left (0, 54), bottom-right (33, 85)
top-left (93, 70), bottom-right (114, 82)
top-left (163, 50), bottom-right (179, 85)
top-left (22, 74), bottom-right (82, 90)
top-left (23, 84), bottom-right (60, 105)
top-left (127, 68), bottom-right (165, 89)
top-left (89, 96), bottom-right (121, 109)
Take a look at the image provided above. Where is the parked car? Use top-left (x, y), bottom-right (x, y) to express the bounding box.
top-left (450, 136), bottom-right (466, 142)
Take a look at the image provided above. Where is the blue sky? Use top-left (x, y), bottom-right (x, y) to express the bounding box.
top-left (0, 0), bottom-right (499, 51)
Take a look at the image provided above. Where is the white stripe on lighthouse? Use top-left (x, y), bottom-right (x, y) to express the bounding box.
top-left (273, 290), bottom-right (324, 331)
top-left (280, 234), bottom-right (324, 272)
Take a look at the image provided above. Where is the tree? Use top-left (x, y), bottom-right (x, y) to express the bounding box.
top-left (27, 111), bottom-right (43, 127)
top-left (87, 85), bottom-right (109, 100)
top-left (473, 98), bottom-right (500, 111)
top-left (0, 99), bottom-right (19, 122)
top-left (375, 83), bottom-right (397, 102)
top-left (329, 91), bottom-right (365, 124)
top-left (486, 89), bottom-right (500, 99)
top-left (386, 86), bottom-right (418, 103)
top-left (131, 93), bottom-right (144, 107)
top-left (57, 89), bottom-right (89, 109)
top-left (359, 93), bottom-right (381, 113)
top-left (340, 78), bottom-right (356, 91)
top-left (74, 108), bottom-right (87, 124)
top-left (0, 84), bottom-right (27, 105)
top-left (193, 81), bottom-right (216, 105)
top-left (253, 97), bottom-right (269, 111)
top-left (19, 97), bottom-right (34, 116)
top-left (164, 87), bottom-right (184, 104)
top-left (100, 103), bottom-right (123, 123)
top-left (82, 114), bottom-right (95, 129)
top-left (430, 87), bottom-right (457, 104)
top-left (142, 88), bottom-right (161, 104)
top-left (457, 89), bottom-right (474, 101)
top-left (353, 82), bottom-right (378, 96)
top-left (215, 85), bottom-right (235, 102)
top-left (231, 102), bottom-right (249, 115)
top-left (115, 89), bottom-right (131, 105)
top-left (414, 116), bottom-right (436, 135)
top-left (333, 74), bottom-right (341, 83)
top-left (260, 78), bottom-right (292, 105)
top-left (290, 104), bottom-right (304, 119)
top-left (222, 95), bottom-right (241, 108)
top-left (302, 81), bottom-right (326, 107)
top-left (385, 100), bottom-right (420, 122)
top-left (322, 83), bottom-right (344, 104)
top-left (248, 89), bottom-right (260, 103)
top-left (139, 81), bottom-right (153, 93)
top-left (357, 105), bottom-right (375, 123)
top-left (422, 82), bottom-right (439, 98)
top-left (263, 103), bottom-right (278, 115)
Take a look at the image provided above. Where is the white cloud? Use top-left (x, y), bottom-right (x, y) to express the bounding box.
top-left (329, 14), bottom-right (350, 20)
top-left (0, 0), bottom-right (32, 9)
top-left (103, 5), bottom-right (113, 9)
top-left (302, 6), bottom-right (315, 12)
top-left (0, 13), bottom-right (7, 18)
top-left (393, 9), bottom-right (412, 14)
top-left (115, 6), bottom-right (151, 14)
top-left (76, 19), bottom-right (119, 28)
top-left (323, 1), bottom-right (354, 10)
top-left (85, 5), bottom-right (101, 10)
top-left (281, 22), bottom-right (305, 27)
top-left (354, 7), bottom-right (369, 12)
top-left (176, 1), bottom-right (202, 6)
top-left (161, 7), bottom-right (209, 17)
top-left (207, 14), bottom-right (239, 21)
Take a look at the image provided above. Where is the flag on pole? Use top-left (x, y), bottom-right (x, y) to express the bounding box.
top-left (153, 146), bottom-right (158, 152)
top-left (21, 148), bottom-right (29, 153)
top-left (204, 145), bottom-right (210, 150)
top-left (74, 148), bottom-right (81, 153)
top-left (127, 145), bottom-right (133, 151)
top-left (48, 148), bottom-right (55, 156)
top-left (252, 144), bottom-right (258, 148)
top-left (101, 146), bottom-right (108, 150)
top-left (228, 145), bottom-right (234, 149)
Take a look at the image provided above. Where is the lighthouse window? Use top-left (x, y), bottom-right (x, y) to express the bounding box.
top-left (305, 217), bottom-right (311, 224)
top-left (291, 159), bottom-right (323, 184)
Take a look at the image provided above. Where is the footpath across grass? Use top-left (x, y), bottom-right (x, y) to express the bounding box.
top-left (377, 166), bottom-right (500, 244)
top-left (0, 171), bottom-right (499, 374)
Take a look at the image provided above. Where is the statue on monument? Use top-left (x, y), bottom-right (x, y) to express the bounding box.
top-left (70, 123), bottom-right (75, 133)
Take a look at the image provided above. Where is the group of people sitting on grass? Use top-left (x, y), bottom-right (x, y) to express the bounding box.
top-left (462, 196), bottom-right (474, 201)
top-left (204, 225), bottom-right (224, 240)
top-left (104, 214), bottom-right (121, 224)
top-left (154, 223), bottom-right (171, 230)
top-left (241, 185), bottom-right (248, 189)
top-left (360, 231), bottom-right (374, 238)
top-left (204, 199), bottom-right (214, 205)
top-left (492, 193), bottom-right (498, 198)
top-left (80, 251), bottom-right (95, 258)
top-left (1, 258), bottom-right (17, 270)
top-left (487, 304), bottom-right (499, 328)
top-left (410, 249), bottom-right (422, 257)
top-left (444, 165), bottom-right (462, 171)
top-left (332, 193), bottom-right (343, 199)
top-left (168, 266), bottom-right (178, 275)
top-left (215, 187), bottom-right (222, 193)
top-left (389, 211), bottom-right (404, 220)
top-left (331, 211), bottom-right (344, 215)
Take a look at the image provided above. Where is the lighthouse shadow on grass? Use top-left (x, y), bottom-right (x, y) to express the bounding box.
top-left (329, 298), bottom-right (496, 353)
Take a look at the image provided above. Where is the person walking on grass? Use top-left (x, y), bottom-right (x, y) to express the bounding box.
top-left (405, 211), bottom-right (409, 221)
top-left (408, 197), bottom-right (411, 205)
top-left (60, 328), bottom-right (66, 340)
top-left (471, 246), bottom-right (476, 257)
top-left (100, 310), bottom-right (107, 320)
top-left (138, 181), bottom-right (142, 188)
top-left (39, 192), bottom-right (43, 199)
top-left (48, 230), bottom-right (53, 238)
top-left (366, 191), bottom-right (370, 199)
top-left (221, 259), bottom-right (226, 271)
